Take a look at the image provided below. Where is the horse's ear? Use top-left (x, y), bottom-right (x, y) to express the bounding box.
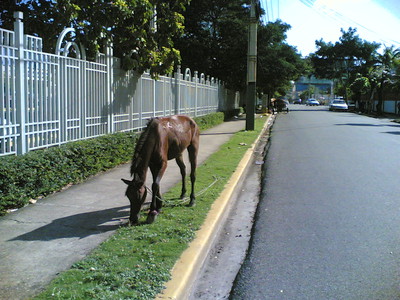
top-left (121, 178), bottom-right (132, 185)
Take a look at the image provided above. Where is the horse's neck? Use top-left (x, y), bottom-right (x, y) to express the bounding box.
top-left (133, 139), bottom-right (156, 181)
top-left (134, 158), bottom-right (149, 182)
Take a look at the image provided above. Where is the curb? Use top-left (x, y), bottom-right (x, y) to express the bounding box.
top-left (156, 114), bottom-right (274, 300)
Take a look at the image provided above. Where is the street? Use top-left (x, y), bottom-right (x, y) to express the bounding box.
top-left (230, 105), bottom-right (400, 299)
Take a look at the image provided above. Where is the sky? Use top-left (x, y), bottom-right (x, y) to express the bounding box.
top-left (260, 0), bottom-right (400, 56)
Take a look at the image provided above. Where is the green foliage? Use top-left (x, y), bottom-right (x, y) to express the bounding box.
top-left (0, 132), bottom-right (137, 215)
top-left (175, 1), bottom-right (305, 95)
top-left (193, 112), bottom-right (224, 130)
top-left (0, 0), bottom-right (305, 90)
top-left (311, 28), bottom-right (400, 113)
top-left (369, 46), bottom-right (400, 113)
top-left (311, 27), bottom-right (380, 98)
top-left (350, 73), bottom-right (370, 101)
top-left (174, 0), bottom-right (249, 90)
top-left (0, 0), bottom-right (189, 77)
top-left (257, 20), bottom-right (306, 97)
top-left (34, 116), bottom-right (267, 300)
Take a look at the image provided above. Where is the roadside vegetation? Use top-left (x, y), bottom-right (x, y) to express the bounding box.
top-left (33, 116), bottom-right (267, 299)
top-left (0, 0), bottom-right (306, 100)
top-left (2, 1), bottom-right (400, 115)
top-left (0, 113), bottom-right (224, 216)
top-left (311, 28), bottom-right (400, 114)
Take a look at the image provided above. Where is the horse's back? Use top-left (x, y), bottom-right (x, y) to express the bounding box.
top-left (154, 115), bottom-right (199, 160)
top-left (158, 115), bottom-right (198, 138)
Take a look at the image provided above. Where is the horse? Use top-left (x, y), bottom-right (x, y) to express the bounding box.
top-left (121, 115), bottom-right (199, 224)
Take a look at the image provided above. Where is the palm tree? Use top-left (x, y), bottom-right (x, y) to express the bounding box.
top-left (370, 46), bottom-right (400, 114)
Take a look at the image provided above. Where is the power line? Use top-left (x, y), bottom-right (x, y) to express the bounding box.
top-left (265, 0), bottom-right (270, 22)
top-left (260, 0), bottom-right (280, 23)
top-left (261, 0), bottom-right (271, 23)
top-left (298, 0), bottom-right (400, 46)
top-left (269, 0), bottom-right (274, 21)
top-left (276, 0), bottom-right (280, 19)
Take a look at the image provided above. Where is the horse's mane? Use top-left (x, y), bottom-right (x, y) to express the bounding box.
top-left (130, 118), bottom-right (157, 176)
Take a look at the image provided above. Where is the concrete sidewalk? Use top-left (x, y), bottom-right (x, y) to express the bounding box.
top-left (0, 118), bottom-right (247, 300)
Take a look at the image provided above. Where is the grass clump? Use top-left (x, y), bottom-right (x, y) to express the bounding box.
top-left (34, 116), bottom-right (267, 300)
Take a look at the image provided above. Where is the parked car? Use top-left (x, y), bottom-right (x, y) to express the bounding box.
top-left (274, 99), bottom-right (289, 113)
top-left (329, 99), bottom-right (348, 111)
top-left (306, 98), bottom-right (319, 106)
top-left (293, 99), bottom-right (302, 104)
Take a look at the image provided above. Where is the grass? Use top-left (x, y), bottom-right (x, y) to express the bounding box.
top-left (34, 116), bottom-right (268, 300)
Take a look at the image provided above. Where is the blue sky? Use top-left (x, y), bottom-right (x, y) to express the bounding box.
top-left (260, 0), bottom-right (400, 56)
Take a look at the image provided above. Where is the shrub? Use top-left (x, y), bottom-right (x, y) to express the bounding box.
top-left (193, 112), bottom-right (224, 130)
top-left (0, 132), bottom-right (137, 215)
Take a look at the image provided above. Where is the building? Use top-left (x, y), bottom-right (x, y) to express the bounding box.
top-left (291, 76), bottom-right (334, 104)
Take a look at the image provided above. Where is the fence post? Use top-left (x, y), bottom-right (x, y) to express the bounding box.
top-left (14, 12), bottom-right (27, 155)
top-left (152, 73), bottom-right (156, 118)
top-left (207, 75), bottom-right (211, 114)
top-left (194, 71), bottom-right (198, 117)
top-left (175, 65), bottom-right (181, 115)
top-left (106, 42), bottom-right (114, 133)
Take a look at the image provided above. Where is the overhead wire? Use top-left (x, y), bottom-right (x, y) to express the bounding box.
top-left (277, 0), bottom-right (280, 19)
top-left (269, 0), bottom-right (274, 21)
top-left (260, 0), bottom-right (281, 24)
top-left (260, 0), bottom-right (270, 23)
top-left (298, 0), bottom-right (400, 46)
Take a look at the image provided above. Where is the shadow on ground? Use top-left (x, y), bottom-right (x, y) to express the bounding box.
top-left (10, 205), bottom-right (129, 242)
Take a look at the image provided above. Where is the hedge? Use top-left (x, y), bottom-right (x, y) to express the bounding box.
top-left (0, 112), bottom-right (225, 215)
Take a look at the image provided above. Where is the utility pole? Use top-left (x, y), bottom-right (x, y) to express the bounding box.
top-left (246, 0), bottom-right (258, 131)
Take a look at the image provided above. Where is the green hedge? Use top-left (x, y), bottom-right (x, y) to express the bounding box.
top-left (0, 112), bottom-right (225, 215)
top-left (0, 132), bottom-right (138, 215)
top-left (193, 111), bottom-right (224, 130)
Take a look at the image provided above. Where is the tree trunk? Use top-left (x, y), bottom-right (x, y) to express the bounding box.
top-left (377, 81), bottom-right (385, 115)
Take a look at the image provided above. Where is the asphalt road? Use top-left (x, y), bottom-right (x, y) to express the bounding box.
top-left (231, 105), bottom-right (400, 299)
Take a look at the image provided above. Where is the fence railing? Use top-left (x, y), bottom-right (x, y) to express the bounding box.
top-left (1, 12), bottom-right (233, 156)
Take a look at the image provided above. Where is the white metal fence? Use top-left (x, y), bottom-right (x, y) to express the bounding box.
top-left (1, 12), bottom-right (233, 156)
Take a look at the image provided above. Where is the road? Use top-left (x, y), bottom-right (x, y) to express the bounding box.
top-left (230, 105), bottom-right (400, 299)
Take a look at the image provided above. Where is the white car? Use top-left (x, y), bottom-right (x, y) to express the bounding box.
top-left (329, 99), bottom-right (348, 111)
top-left (306, 99), bottom-right (320, 106)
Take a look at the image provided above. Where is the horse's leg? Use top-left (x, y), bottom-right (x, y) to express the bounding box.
top-left (187, 143), bottom-right (198, 207)
top-left (147, 161), bottom-right (167, 224)
top-left (175, 154), bottom-right (187, 199)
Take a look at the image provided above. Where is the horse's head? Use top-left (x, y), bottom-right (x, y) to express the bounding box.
top-left (121, 176), bottom-right (147, 224)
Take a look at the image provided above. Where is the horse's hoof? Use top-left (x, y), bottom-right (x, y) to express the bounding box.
top-left (146, 210), bottom-right (159, 224)
top-left (188, 200), bottom-right (196, 207)
top-left (129, 219), bottom-right (139, 226)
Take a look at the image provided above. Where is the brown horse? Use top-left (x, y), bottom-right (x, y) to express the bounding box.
top-left (122, 115), bottom-right (199, 224)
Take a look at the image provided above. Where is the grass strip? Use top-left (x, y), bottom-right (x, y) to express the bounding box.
top-left (35, 116), bottom-right (268, 300)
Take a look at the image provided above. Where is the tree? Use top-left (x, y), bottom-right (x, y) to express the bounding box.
top-left (256, 20), bottom-right (306, 99)
top-left (175, 1), bottom-right (305, 94)
top-left (369, 46), bottom-right (400, 113)
top-left (311, 28), bottom-right (379, 99)
top-left (0, 0), bottom-right (189, 76)
top-left (174, 0), bottom-right (249, 90)
top-left (349, 73), bottom-right (370, 111)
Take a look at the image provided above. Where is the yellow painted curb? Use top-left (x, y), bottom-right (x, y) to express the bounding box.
top-left (156, 115), bottom-right (273, 300)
